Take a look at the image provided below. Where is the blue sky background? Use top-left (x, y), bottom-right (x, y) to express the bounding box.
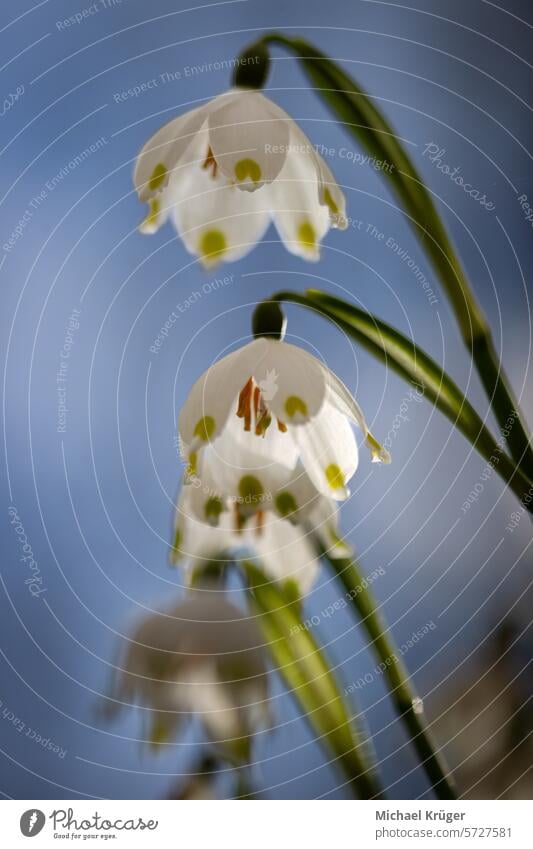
top-left (1, 0), bottom-right (532, 799)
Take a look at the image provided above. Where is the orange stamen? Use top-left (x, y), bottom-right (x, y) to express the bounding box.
top-left (277, 418), bottom-right (288, 433)
top-left (202, 146), bottom-right (218, 178)
top-left (237, 377), bottom-right (253, 432)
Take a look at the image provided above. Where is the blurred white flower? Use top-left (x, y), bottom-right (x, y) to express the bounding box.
top-left (134, 88), bottom-right (347, 266)
top-left (108, 594), bottom-right (269, 762)
top-left (179, 336), bottom-right (390, 503)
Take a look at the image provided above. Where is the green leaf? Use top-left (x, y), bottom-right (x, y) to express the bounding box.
top-left (243, 562), bottom-right (383, 798)
top-left (274, 289), bottom-right (533, 512)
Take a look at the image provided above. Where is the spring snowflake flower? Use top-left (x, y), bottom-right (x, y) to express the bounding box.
top-left (106, 594), bottom-right (269, 761)
top-left (179, 335), bottom-right (390, 504)
top-left (134, 88), bottom-right (347, 266)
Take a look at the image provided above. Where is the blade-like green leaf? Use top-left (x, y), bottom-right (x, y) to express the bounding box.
top-left (275, 289), bottom-right (533, 512)
top-left (260, 33), bottom-right (533, 481)
top-left (243, 562), bottom-right (383, 799)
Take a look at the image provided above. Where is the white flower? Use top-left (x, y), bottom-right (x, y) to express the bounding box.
top-left (134, 88), bottom-right (347, 267)
top-left (179, 336), bottom-right (390, 505)
top-left (107, 594), bottom-right (269, 762)
top-left (171, 484), bottom-right (321, 594)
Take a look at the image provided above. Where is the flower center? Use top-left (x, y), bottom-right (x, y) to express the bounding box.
top-left (236, 377), bottom-right (287, 436)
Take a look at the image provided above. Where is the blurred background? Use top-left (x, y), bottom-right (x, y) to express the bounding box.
top-left (1, 0), bottom-right (532, 800)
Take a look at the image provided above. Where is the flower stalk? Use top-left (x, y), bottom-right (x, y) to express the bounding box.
top-left (248, 34), bottom-right (533, 480)
top-left (273, 290), bottom-right (533, 513)
top-left (317, 543), bottom-right (456, 799)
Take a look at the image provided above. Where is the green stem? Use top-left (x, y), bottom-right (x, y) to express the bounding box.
top-left (259, 33), bottom-right (533, 480)
top-left (319, 545), bottom-right (456, 799)
top-left (244, 562), bottom-right (384, 798)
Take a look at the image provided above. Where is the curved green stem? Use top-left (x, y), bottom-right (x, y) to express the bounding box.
top-left (273, 290), bottom-right (533, 513)
top-left (257, 34), bottom-right (533, 480)
top-left (318, 544), bottom-right (456, 799)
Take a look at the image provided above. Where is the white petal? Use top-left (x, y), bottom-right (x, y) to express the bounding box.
top-left (326, 378), bottom-right (391, 464)
top-left (269, 131), bottom-right (330, 261)
top-left (178, 339), bottom-right (269, 453)
top-left (134, 91), bottom-right (241, 203)
top-left (293, 401), bottom-right (359, 499)
top-left (171, 488), bottom-right (233, 565)
top-left (249, 514), bottom-right (319, 593)
top-left (271, 462), bottom-right (324, 523)
top-left (308, 496), bottom-right (352, 559)
top-left (207, 91), bottom-right (290, 190)
top-left (196, 416), bottom-right (299, 517)
top-left (290, 123), bottom-right (347, 229)
top-left (134, 106), bottom-right (209, 203)
top-left (254, 340), bottom-right (327, 424)
top-left (170, 163), bottom-right (271, 268)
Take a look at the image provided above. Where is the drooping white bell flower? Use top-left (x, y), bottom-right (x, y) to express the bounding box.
top-left (171, 485), bottom-right (321, 594)
top-left (179, 335), bottom-right (390, 504)
top-left (106, 594), bottom-right (269, 761)
top-left (134, 88), bottom-right (347, 267)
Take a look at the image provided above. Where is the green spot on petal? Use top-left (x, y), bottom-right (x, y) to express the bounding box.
top-left (204, 496), bottom-right (223, 524)
top-left (366, 433), bottom-right (391, 464)
top-left (148, 162), bottom-right (167, 191)
top-left (199, 229), bottom-right (227, 266)
top-left (170, 527), bottom-right (182, 564)
top-left (284, 395), bottom-right (308, 419)
top-left (140, 197), bottom-right (160, 232)
top-left (325, 463), bottom-right (345, 490)
top-left (324, 187), bottom-right (339, 214)
top-left (275, 491), bottom-right (298, 518)
top-left (238, 475), bottom-right (264, 502)
top-left (187, 451), bottom-right (198, 478)
top-left (297, 220), bottom-right (316, 251)
top-left (234, 157), bottom-right (262, 183)
top-left (193, 415), bottom-right (216, 442)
